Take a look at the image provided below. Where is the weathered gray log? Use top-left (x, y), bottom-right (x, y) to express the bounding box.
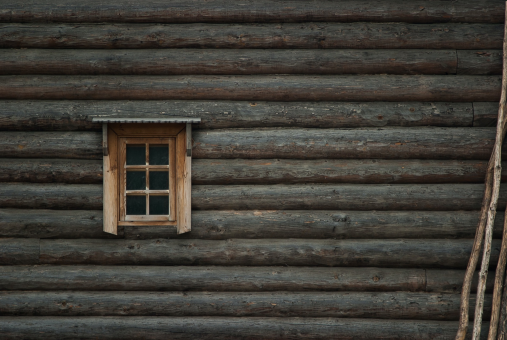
top-left (457, 50), bottom-right (503, 75)
top-left (193, 127), bottom-right (500, 160)
top-left (0, 238), bottom-right (39, 265)
top-left (2, 183), bottom-right (506, 211)
top-left (0, 159), bottom-right (102, 183)
top-left (473, 102), bottom-right (499, 127)
top-left (0, 266), bottom-right (427, 292)
top-left (1, 209), bottom-right (500, 240)
top-left (125, 210), bottom-right (505, 240)
top-left (0, 183), bottom-right (102, 210)
top-left (0, 209), bottom-right (122, 239)
top-left (0, 23), bottom-right (502, 49)
top-left (0, 266), bottom-right (495, 294)
top-left (0, 317), bottom-right (487, 340)
top-left (426, 270), bottom-right (496, 294)
top-left (1, 0), bottom-right (503, 23)
top-left (38, 239), bottom-right (501, 268)
top-left (0, 75), bottom-right (500, 102)
top-left (0, 49), bottom-right (459, 75)
top-left (191, 184), bottom-right (507, 211)
top-left (0, 49), bottom-right (484, 76)
top-left (0, 291), bottom-right (491, 320)
top-left (1, 128), bottom-right (499, 160)
top-left (2, 159), bottom-right (504, 185)
top-left (0, 101), bottom-right (475, 131)
top-left (192, 159), bottom-right (507, 185)
top-left (0, 131), bottom-right (101, 159)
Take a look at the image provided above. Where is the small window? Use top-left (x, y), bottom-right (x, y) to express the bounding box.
top-left (93, 118), bottom-right (200, 235)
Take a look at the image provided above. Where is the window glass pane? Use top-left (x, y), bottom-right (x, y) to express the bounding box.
top-left (149, 171), bottom-right (169, 190)
top-left (126, 195), bottom-right (146, 215)
top-left (149, 145), bottom-right (169, 165)
top-left (126, 145), bottom-right (145, 165)
top-left (150, 195), bottom-right (169, 215)
top-left (127, 171), bottom-right (146, 190)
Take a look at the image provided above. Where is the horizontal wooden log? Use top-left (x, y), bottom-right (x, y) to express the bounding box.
top-left (1, 0), bottom-right (503, 24)
top-left (0, 291), bottom-right (491, 321)
top-left (192, 184), bottom-right (507, 211)
top-left (0, 23), bottom-right (502, 49)
top-left (1, 209), bottom-right (500, 240)
top-left (0, 238), bottom-right (39, 265)
top-left (2, 50), bottom-right (497, 76)
top-left (0, 75), bottom-right (500, 101)
top-left (194, 127), bottom-right (500, 159)
top-left (125, 210), bottom-right (504, 240)
top-left (426, 270), bottom-right (495, 294)
top-left (0, 128), bottom-right (499, 160)
top-left (0, 159), bottom-right (102, 183)
top-left (473, 102), bottom-right (499, 127)
top-left (192, 159), bottom-right (505, 185)
top-left (0, 132), bottom-right (101, 159)
top-left (457, 50), bottom-right (503, 75)
top-left (2, 159), bottom-right (503, 185)
top-left (2, 183), bottom-right (506, 211)
top-left (0, 209), bottom-right (122, 239)
top-left (0, 49), bottom-right (459, 75)
top-left (0, 317), bottom-right (486, 340)
top-left (0, 101), bottom-right (475, 130)
top-left (37, 239), bottom-right (501, 268)
top-left (0, 266), bottom-right (427, 292)
top-left (0, 183), bottom-right (102, 210)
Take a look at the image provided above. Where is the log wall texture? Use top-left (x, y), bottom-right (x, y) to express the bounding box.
top-left (0, 1), bottom-right (504, 339)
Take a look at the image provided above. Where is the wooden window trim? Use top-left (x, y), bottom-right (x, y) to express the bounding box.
top-left (102, 122), bottom-right (192, 235)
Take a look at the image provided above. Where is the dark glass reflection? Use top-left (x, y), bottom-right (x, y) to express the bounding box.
top-left (150, 195), bottom-right (169, 215)
top-left (126, 145), bottom-right (145, 165)
top-left (149, 145), bottom-right (169, 165)
top-left (126, 195), bottom-right (146, 215)
top-left (126, 171), bottom-right (146, 190)
top-left (149, 171), bottom-right (169, 190)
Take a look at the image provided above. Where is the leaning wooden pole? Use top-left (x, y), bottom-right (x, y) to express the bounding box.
top-left (456, 3), bottom-right (507, 339)
top-left (491, 213), bottom-right (507, 339)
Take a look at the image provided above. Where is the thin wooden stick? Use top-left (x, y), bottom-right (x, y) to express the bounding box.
top-left (491, 212), bottom-right (507, 339)
top-left (456, 161), bottom-right (494, 339)
top-left (457, 4), bottom-right (507, 339)
top-left (497, 273), bottom-right (507, 339)
top-left (472, 117), bottom-right (507, 340)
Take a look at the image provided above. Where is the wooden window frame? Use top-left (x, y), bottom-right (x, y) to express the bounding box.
top-left (100, 122), bottom-right (193, 235)
top-left (119, 137), bottom-right (177, 223)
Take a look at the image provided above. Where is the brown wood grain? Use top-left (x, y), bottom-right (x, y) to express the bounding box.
top-left (38, 238), bottom-right (501, 268)
top-left (0, 75), bottom-right (500, 102)
top-left (0, 23), bottom-right (502, 49)
top-left (1, 0), bottom-right (503, 23)
top-left (0, 291), bottom-right (491, 320)
top-left (0, 49), bottom-right (459, 75)
top-left (102, 127), bottom-right (118, 235)
top-left (0, 101), bottom-right (475, 131)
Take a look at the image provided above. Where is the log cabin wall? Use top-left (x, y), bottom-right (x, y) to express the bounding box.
top-left (0, 0), bottom-right (505, 338)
